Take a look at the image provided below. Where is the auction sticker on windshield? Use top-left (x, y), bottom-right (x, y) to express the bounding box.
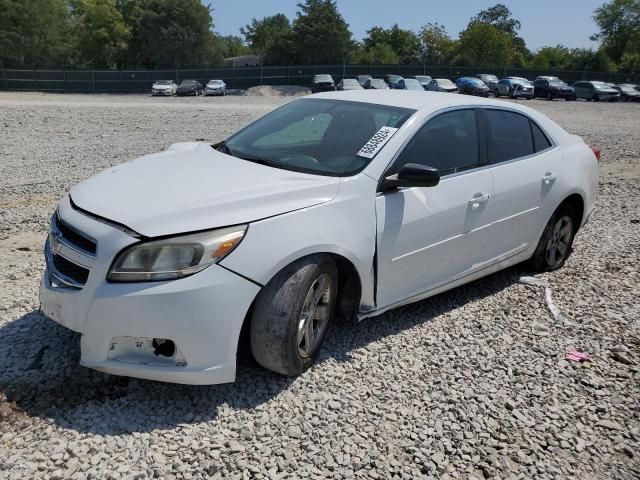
top-left (357, 126), bottom-right (399, 159)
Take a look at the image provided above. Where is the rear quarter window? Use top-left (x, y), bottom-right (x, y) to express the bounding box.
top-left (485, 110), bottom-right (534, 162)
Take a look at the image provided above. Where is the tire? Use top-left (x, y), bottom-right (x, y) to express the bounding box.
top-left (546, 91), bottom-right (553, 101)
top-left (529, 205), bottom-right (577, 272)
top-left (593, 94), bottom-right (600, 102)
top-left (250, 255), bottom-right (338, 376)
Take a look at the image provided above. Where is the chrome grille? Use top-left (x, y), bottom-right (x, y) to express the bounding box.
top-left (46, 212), bottom-right (96, 289)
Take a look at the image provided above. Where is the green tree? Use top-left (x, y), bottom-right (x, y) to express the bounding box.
top-left (241, 14), bottom-right (293, 64)
top-left (0, 0), bottom-right (72, 67)
top-left (357, 42), bottom-right (399, 64)
top-left (70, 0), bottom-right (131, 68)
top-left (472, 3), bottom-right (529, 63)
top-left (529, 45), bottom-right (571, 69)
top-left (591, 0), bottom-right (640, 63)
top-left (126, 0), bottom-right (217, 68)
top-left (291, 0), bottom-right (354, 64)
top-left (419, 23), bottom-right (457, 65)
top-left (363, 24), bottom-right (421, 63)
top-left (457, 22), bottom-right (512, 67)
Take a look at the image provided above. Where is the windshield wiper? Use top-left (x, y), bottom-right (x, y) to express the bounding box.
top-left (212, 140), bottom-right (233, 155)
top-left (212, 141), bottom-right (280, 168)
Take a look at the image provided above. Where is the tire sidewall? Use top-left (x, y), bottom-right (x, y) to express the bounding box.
top-left (531, 206), bottom-right (576, 272)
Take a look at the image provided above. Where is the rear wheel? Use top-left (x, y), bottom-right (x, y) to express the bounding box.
top-left (529, 206), bottom-right (576, 272)
top-left (546, 91), bottom-right (553, 101)
top-left (250, 255), bottom-right (338, 376)
top-left (593, 94), bottom-right (600, 102)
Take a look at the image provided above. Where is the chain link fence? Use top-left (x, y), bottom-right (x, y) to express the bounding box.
top-left (1, 65), bottom-right (637, 92)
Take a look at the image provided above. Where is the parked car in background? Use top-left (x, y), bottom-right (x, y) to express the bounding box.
top-left (357, 74), bottom-right (372, 87)
top-left (363, 78), bottom-right (389, 89)
top-left (312, 74), bottom-right (336, 93)
top-left (338, 79), bottom-right (364, 91)
top-left (493, 78), bottom-right (534, 99)
top-left (151, 80), bottom-right (177, 96)
top-left (204, 80), bottom-right (227, 96)
top-left (536, 76), bottom-right (560, 82)
top-left (40, 90), bottom-right (599, 385)
top-left (398, 78), bottom-right (424, 91)
top-left (414, 75), bottom-right (432, 90)
top-left (476, 73), bottom-right (499, 90)
top-left (612, 84), bottom-right (640, 102)
top-left (573, 81), bottom-right (620, 102)
top-left (176, 80), bottom-right (203, 96)
top-left (533, 79), bottom-right (576, 101)
top-left (427, 78), bottom-right (458, 93)
top-left (456, 77), bottom-right (490, 97)
top-left (384, 75), bottom-right (404, 89)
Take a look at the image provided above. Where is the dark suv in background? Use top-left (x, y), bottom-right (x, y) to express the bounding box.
top-left (311, 74), bottom-right (336, 93)
top-left (384, 74), bottom-right (404, 89)
top-left (533, 79), bottom-right (576, 101)
top-left (475, 73), bottom-right (499, 91)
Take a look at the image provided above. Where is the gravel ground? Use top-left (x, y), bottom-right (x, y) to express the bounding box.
top-left (0, 92), bottom-right (639, 480)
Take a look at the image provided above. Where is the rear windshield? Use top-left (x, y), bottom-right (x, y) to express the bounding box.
top-left (224, 99), bottom-right (415, 176)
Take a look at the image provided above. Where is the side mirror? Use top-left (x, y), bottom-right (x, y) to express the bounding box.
top-left (380, 163), bottom-right (440, 192)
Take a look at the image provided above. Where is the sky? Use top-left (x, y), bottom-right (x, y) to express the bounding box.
top-left (209, 0), bottom-right (607, 52)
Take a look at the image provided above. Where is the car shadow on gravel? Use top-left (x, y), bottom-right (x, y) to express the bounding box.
top-left (0, 265), bottom-right (525, 435)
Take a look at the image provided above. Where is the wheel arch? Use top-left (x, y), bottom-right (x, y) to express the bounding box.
top-left (235, 251), bottom-right (365, 362)
top-left (557, 192), bottom-right (585, 233)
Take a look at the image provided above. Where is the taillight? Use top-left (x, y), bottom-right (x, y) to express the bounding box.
top-left (590, 145), bottom-right (601, 162)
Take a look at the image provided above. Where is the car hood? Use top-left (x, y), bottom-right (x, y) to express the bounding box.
top-left (70, 143), bottom-right (341, 237)
top-left (153, 85), bottom-right (173, 89)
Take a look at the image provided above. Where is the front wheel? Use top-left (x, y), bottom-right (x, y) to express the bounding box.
top-left (250, 255), bottom-right (338, 376)
top-left (529, 206), bottom-right (576, 272)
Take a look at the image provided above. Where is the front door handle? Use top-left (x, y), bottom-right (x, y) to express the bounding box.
top-left (543, 172), bottom-right (557, 184)
top-left (469, 193), bottom-right (490, 209)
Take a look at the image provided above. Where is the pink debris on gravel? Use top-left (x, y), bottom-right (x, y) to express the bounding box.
top-left (565, 350), bottom-right (592, 362)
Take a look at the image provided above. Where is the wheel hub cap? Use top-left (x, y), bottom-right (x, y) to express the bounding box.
top-left (297, 273), bottom-right (332, 358)
top-left (545, 216), bottom-right (573, 266)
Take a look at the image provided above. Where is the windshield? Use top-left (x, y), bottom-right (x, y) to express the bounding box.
top-left (619, 85), bottom-right (636, 92)
top-left (387, 75), bottom-right (402, 82)
top-left (549, 81), bottom-right (567, 87)
top-left (314, 75), bottom-right (332, 82)
top-left (437, 79), bottom-right (455, 87)
top-left (155, 80), bottom-right (171, 85)
top-left (370, 79), bottom-right (388, 88)
top-left (481, 75), bottom-right (498, 82)
top-left (208, 80), bottom-right (223, 85)
top-left (462, 78), bottom-right (484, 86)
top-left (342, 79), bottom-right (358, 85)
top-left (223, 99), bottom-right (415, 176)
top-left (512, 79), bottom-right (533, 87)
top-left (403, 79), bottom-right (422, 89)
top-left (180, 80), bottom-right (196, 86)
top-left (592, 82), bottom-right (609, 89)
top-left (415, 76), bottom-right (431, 82)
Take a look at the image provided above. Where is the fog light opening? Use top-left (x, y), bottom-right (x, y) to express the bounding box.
top-left (152, 338), bottom-right (176, 358)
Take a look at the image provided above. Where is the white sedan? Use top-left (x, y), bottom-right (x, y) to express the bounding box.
top-left (40, 91), bottom-right (599, 384)
top-left (151, 80), bottom-right (177, 96)
top-left (204, 79), bottom-right (227, 96)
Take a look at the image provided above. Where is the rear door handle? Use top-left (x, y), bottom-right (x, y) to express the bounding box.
top-left (469, 193), bottom-right (490, 209)
top-left (543, 172), bottom-right (557, 184)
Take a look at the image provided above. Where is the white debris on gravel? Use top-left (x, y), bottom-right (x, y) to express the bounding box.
top-left (0, 92), bottom-right (639, 479)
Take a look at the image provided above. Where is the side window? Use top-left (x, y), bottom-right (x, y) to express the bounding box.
top-left (394, 109), bottom-right (480, 176)
top-left (485, 109), bottom-right (534, 163)
top-left (531, 121), bottom-right (552, 152)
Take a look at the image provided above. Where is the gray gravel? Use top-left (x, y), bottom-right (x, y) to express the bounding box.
top-left (1, 92), bottom-right (639, 479)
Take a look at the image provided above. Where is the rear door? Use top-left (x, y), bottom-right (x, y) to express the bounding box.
top-left (482, 108), bottom-right (562, 258)
top-left (375, 109), bottom-right (496, 308)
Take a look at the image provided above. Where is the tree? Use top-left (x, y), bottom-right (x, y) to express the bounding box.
top-left (471, 3), bottom-right (529, 63)
top-left (0, 0), bottom-right (72, 67)
top-left (126, 0), bottom-right (217, 68)
top-left (357, 42), bottom-right (399, 64)
top-left (473, 3), bottom-right (521, 36)
top-left (591, 0), bottom-right (640, 63)
top-left (529, 45), bottom-right (571, 69)
top-left (363, 24), bottom-right (421, 63)
top-left (70, 0), bottom-right (131, 68)
top-left (419, 23), bottom-right (457, 65)
top-left (291, 0), bottom-right (353, 64)
top-left (457, 22), bottom-right (512, 67)
top-left (241, 14), bottom-right (293, 64)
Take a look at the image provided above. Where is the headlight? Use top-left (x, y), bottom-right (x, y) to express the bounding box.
top-left (107, 225), bottom-right (247, 282)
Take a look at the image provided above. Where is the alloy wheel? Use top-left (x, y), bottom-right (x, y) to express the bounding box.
top-left (297, 273), bottom-right (333, 358)
top-left (545, 215), bottom-right (573, 267)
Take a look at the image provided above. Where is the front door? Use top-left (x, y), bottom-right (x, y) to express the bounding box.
top-left (375, 109), bottom-right (496, 309)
